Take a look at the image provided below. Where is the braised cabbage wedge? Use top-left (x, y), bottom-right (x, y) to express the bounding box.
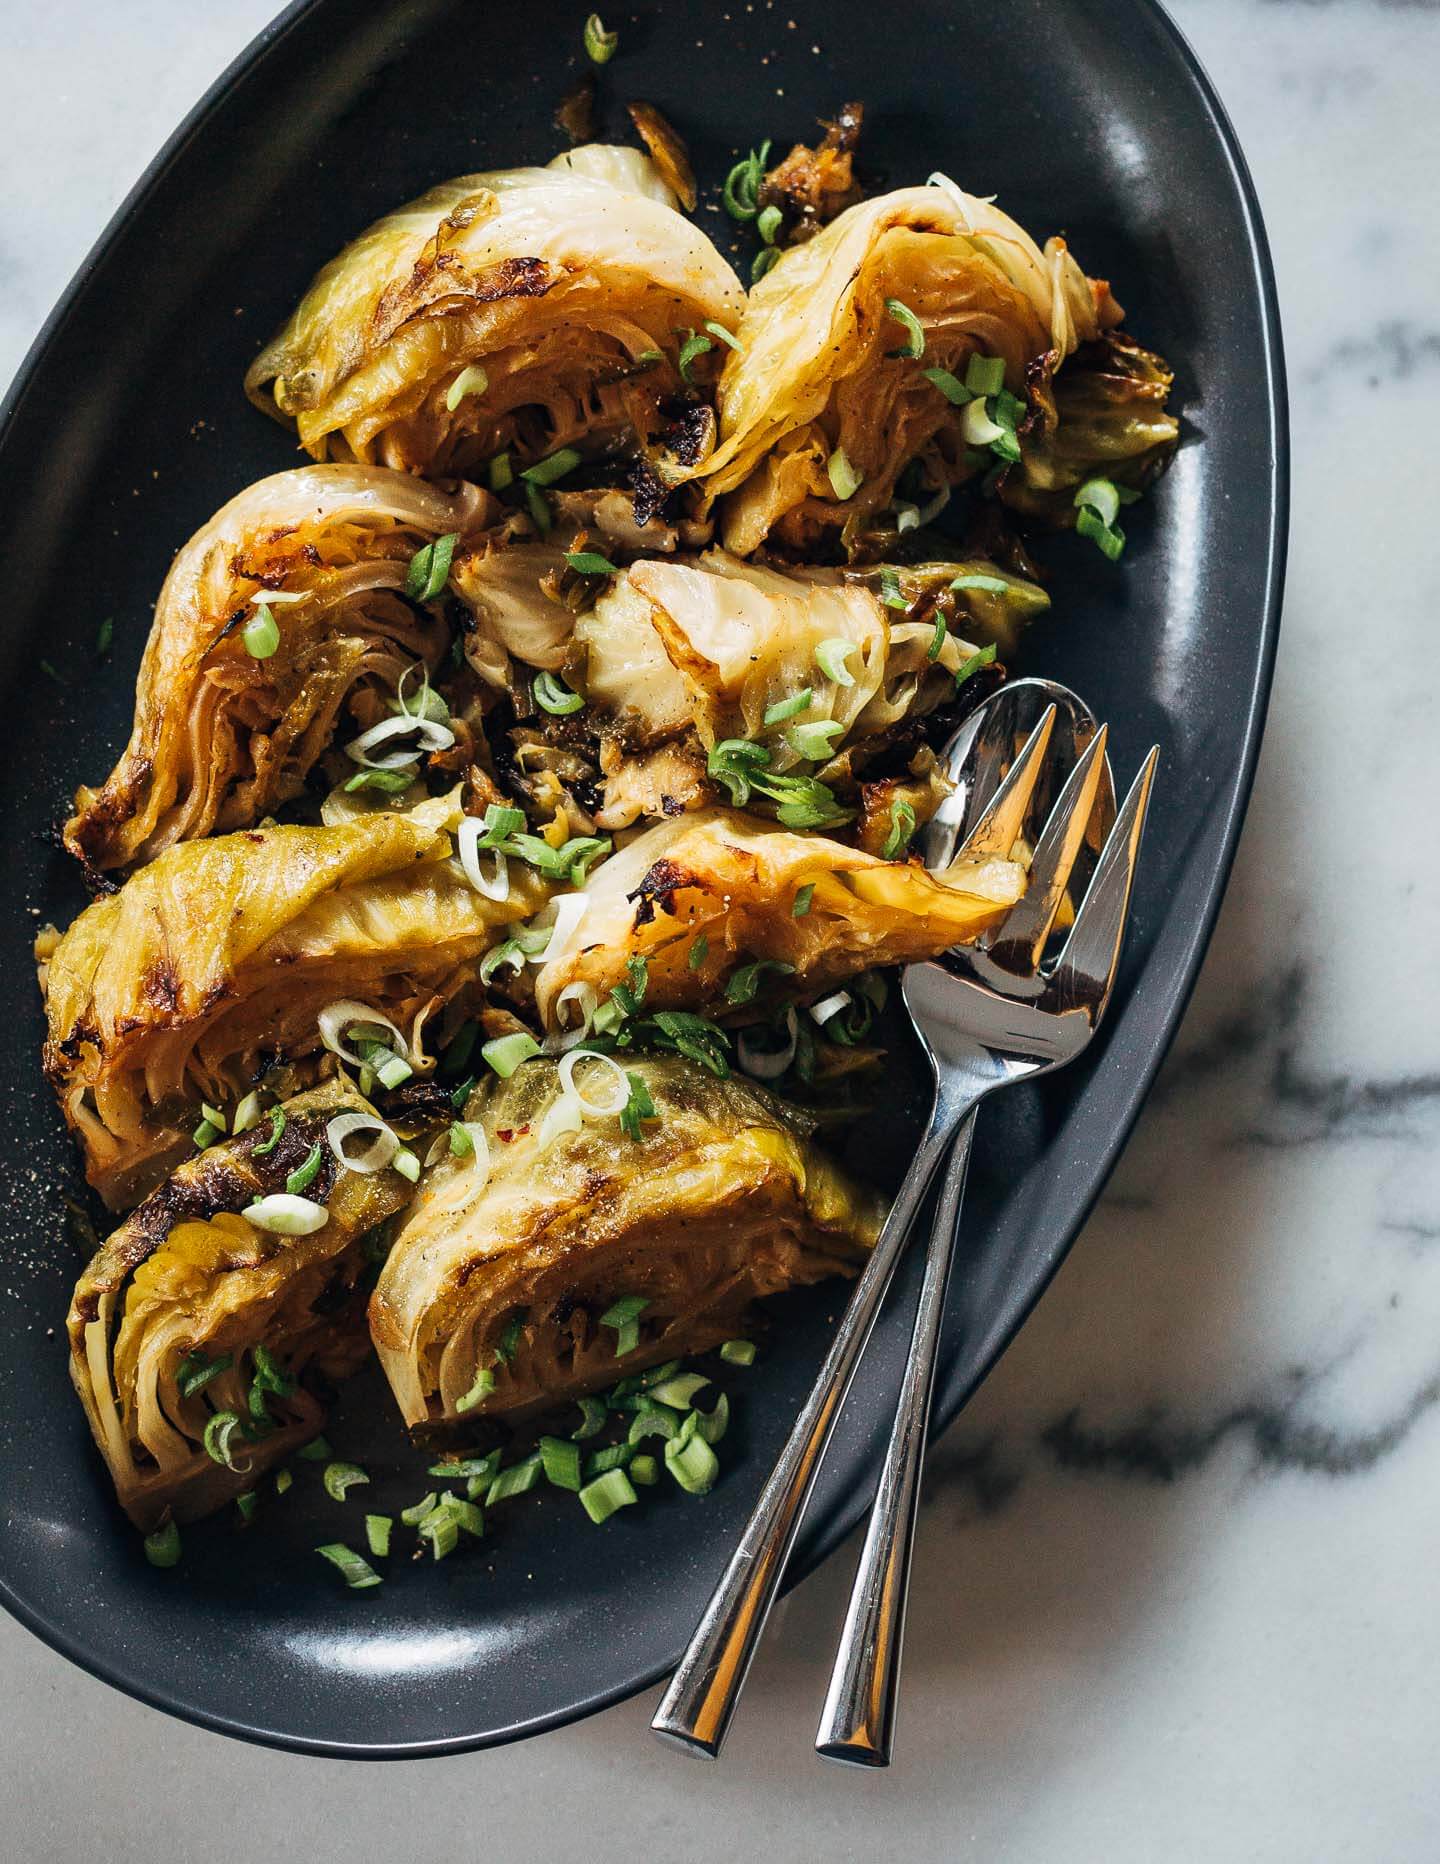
top-left (369, 1056), bottom-right (882, 1431)
top-left (534, 808), bottom-right (1025, 1026)
top-left (43, 812), bottom-right (531, 1209)
top-left (65, 466), bottom-right (486, 873)
top-left (245, 146), bottom-right (744, 476)
top-left (692, 178), bottom-right (1119, 556)
top-left (68, 1081), bottom-right (414, 1531)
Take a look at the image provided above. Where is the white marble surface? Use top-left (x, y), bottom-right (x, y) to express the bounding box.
top-left (4, 2), bottom-right (1439, 1857)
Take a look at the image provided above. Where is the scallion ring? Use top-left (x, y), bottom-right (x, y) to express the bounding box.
top-left (245, 1194), bottom-right (329, 1236)
top-left (534, 670), bottom-right (585, 716)
top-left (242, 604), bottom-right (280, 660)
top-left (318, 1001), bottom-right (411, 1071)
top-left (583, 12), bottom-right (618, 63)
top-left (814, 637), bottom-right (856, 687)
top-left (557, 1048), bottom-right (631, 1119)
top-left (481, 1031), bottom-right (541, 1079)
top-left (737, 1006), bottom-right (798, 1082)
top-left (884, 297), bottom-right (926, 360)
top-left (826, 446), bottom-right (863, 501)
top-left (325, 1111), bottom-right (400, 1175)
top-left (763, 688), bottom-right (812, 727)
top-left (444, 364), bottom-right (489, 412)
top-left (456, 817), bottom-right (511, 902)
top-left (323, 1461), bottom-right (370, 1502)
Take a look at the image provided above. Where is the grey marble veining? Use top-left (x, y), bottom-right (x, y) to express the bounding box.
top-left (4, 2), bottom-right (1440, 1859)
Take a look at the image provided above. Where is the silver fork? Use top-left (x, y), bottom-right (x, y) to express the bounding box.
top-left (814, 681), bottom-right (1122, 1767)
top-left (652, 694), bottom-right (1157, 1761)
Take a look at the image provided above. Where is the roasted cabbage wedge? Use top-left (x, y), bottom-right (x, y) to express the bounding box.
top-left (369, 1056), bottom-right (882, 1430)
top-left (245, 145), bottom-right (744, 476)
top-left (43, 812), bottom-right (530, 1209)
top-left (691, 178), bottom-right (1121, 556)
top-left (68, 1081), bottom-right (414, 1531)
top-left (534, 808), bottom-right (1025, 1025)
top-left (65, 467), bottom-right (486, 874)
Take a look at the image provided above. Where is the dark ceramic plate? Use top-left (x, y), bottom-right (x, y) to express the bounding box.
top-left (0, 0), bottom-right (1284, 1756)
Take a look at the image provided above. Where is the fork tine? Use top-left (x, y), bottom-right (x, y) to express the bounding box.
top-left (1049, 746), bottom-right (1158, 1016)
top-left (958, 704), bottom-right (1057, 862)
top-left (986, 724), bottom-right (1110, 971)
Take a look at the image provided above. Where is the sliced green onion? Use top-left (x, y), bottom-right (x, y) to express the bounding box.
top-left (520, 447), bottom-right (582, 488)
top-left (393, 1148), bottom-right (420, 1183)
top-left (628, 1399), bottom-right (683, 1444)
top-left (688, 932), bottom-right (710, 970)
top-left (143, 1520), bottom-right (181, 1568)
top-left (756, 203), bottom-right (783, 245)
top-left (876, 567), bottom-right (909, 612)
top-left (497, 1312), bottom-right (525, 1363)
top-left (955, 642), bottom-right (999, 688)
top-left (691, 1392), bottom-right (730, 1445)
top-left (763, 688), bottom-right (812, 726)
top-left (524, 481), bottom-right (552, 534)
top-left (454, 1365), bottom-right (496, 1413)
top-left (647, 1373), bottom-right (710, 1410)
top-left (275, 1468), bottom-right (293, 1496)
top-left (534, 669), bottom-right (585, 715)
top-left (635, 347), bottom-right (664, 365)
top-left (785, 718), bottom-right (844, 761)
top-left (928, 612), bottom-right (948, 661)
top-left (619, 1072), bottom-right (657, 1143)
top-left (285, 1141), bottom-right (324, 1197)
top-left (815, 638), bottom-right (856, 686)
top-left (400, 1492), bottom-right (439, 1526)
top-left (316, 1543), bottom-right (382, 1589)
top-left (583, 12), bottom-right (618, 63)
top-left (235, 1491), bottom-right (258, 1524)
top-left (922, 366), bottom-right (970, 404)
top-left (480, 939), bottom-right (527, 985)
top-left (297, 1436), bottom-right (332, 1461)
top-left (1074, 477), bottom-right (1121, 526)
top-left (580, 1467), bottom-right (638, 1524)
top-left (722, 141), bottom-right (772, 221)
top-left (429, 1452), bottom-right (501, 1483)
top-left (665, 1427), bottom-right (720, 1494)
top-left (677, 329), bottom-right (714, 384)
top-left (629, 1453), bottom-right (659, 1487)
top-left (751, 246), bottom-right (780, 283)
top-left (792, 883), bottom-right (815, 918)
top-left (486, 1454), bottom-right (543, 1504)
top-left (754, 770), bottom-right (851, 831)
top-left (882, 797), bottom-right (917, 860)
top-left (403, 532), bottom-right (458, 603)
top-left (564, 550), bottom-right (619, 577)
top-left (448, 1120), bottom-right (475, 1159)
top-left (230, 1091), bottom-right (262, 1136)
top-left (192, 1118), bottom-right (222, 1150)
top-left (200, 1101), bottom-right (227, 1131)
top-left (444, 364), bottom-right (489, 411)
top-left (487, 452), bottom-right (514, 493)
top-left (365, 1514), bottom-right (392, 1558)
top-left (96, 616), bottom-right (114, 656)
top-left (323, 1461), bottom-right (369, 1502)
top-left (720, 1338), bottom-right (757, 1366)
top-left (243, 604), bottom-right (280, 660)
top-left (724, 958), bottom-right (795, 1005)
top-left (885, 297), bottom-right (926, 360)
top-left (343, 767), bottom-right (414, 796)
top-left (374, 1052), bottom-right (413, 1091)
top-left (246, 1194), bottom-right (328, 1236)
top-left (707, 736), bottom-right (771, 806)
top-left (203, 1411), bottom-right (247, 1471)
top-left (176, 1349), bottom-right (232, 1398)
top-left (962, 398), bottom-right (1007, 447)
top-left (1075, 507), bottom-right (1126, 559)
top-left (572, 1396), bottom-right (608, 1441)
top-left (704, 320), bottom-right (742, 353)
top-left (826, 447), bottom-right (863, 501)
top-left (252, 1106), bottom-right (286, 1156)
top-left (964, 353), bottom-right (1006, 397)
top-left (539, 1435), bottom-right (583, 1491)
top-left (601, 1294), bottom-right (649, 1359)
top-left (481, 1031), bottom-right (541, 1078)
top-left (950, 572), bottom-right (1010, 595)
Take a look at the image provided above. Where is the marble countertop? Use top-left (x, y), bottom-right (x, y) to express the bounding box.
top-left (4, 2), bottom-right (1437, 1857)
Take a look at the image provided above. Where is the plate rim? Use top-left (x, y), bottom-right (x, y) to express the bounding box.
top-left (0, 0), bottom-right (1287, 1759)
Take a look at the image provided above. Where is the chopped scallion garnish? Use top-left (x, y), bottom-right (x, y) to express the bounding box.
top-left (444, 364), bottom-right (489, 411)
top-left (922, 365), bottom-right (970, 404)
top-left (579, 1467), bottom-right (638, 1524)
top-left (792, 883), bottom-right (815, 918)
top-left (572, 1396), bottom-right (608, 1441)
top-left (176, 1349), bottom-right (232, 1398)
top-left (763, 688), bottom-right (812, 727)
top-left (448, 1121), bottom-right (475, 1159)
top-left (704, 320), bottom-right (742, 353)
top-left (950, 573), bottom-right (1011, 596)
top-left (315, 1542), bottom-right (382, 1589)
top-left (964, 353), bottom-right (1006, 397)
top-left (882, 797), bottom-right (917, 860)
top-left (143, 1520), bottom-right (182, 1567)
top-left (619, 1072), bottom-right (657, 1143)
top-left (724, 958), bottom-right (795, 1006)
top-left (885, 297), bottom-right (926, 360)
top-left (722, 141), bottom-right (772, 221)
top-left (720, 1338), bottom-right (757, 1367)
top-left (756, 203), bottom-right (783, 245)
top-left (600, 1294), bottom-right (649, 1359)
top-left (235, 1490), bottom-right (258, 1524)
top-left (285, 1141), bottom-right (324, 1197)
top-left (564, 550), bottom-right (619, 577)
top-left (243, 604), bottom-right (280, 660)
top-left (785, 718), bottom-right (844, 762)
top-left (826, 446), bottom-right (863, 501)
top-left (629, 1453), bottom-right (659, 1486)
top-left (677, 328), bottom-right (714, 384)
top-left (752, 246), bottom-right (780, 283)
top-left (665, 1425), bottom-right (720, 1494)
top-left (688, 932), bottom-right (710, 970)
top-left (954, 642), bottom-right (999, 688)
top-left (323, 1461), bottom-right (369, 1502)
top-left (539, 1435), bottom-right (584, 1491)
top-left (365, 1514), bottom-right (392, 1558)
top-left (481, 1032), bottom-right (541, 1078)
top-left (487, 452), bottom-right (513, 493)
top-left (583, 12), bottom-right (618, 63)
top-left (520, 447), bottom-right (582, 488)
top-left (297, 1435), bottom-right (332, 1461)
top-left (533, 669), bottom-right (585, 715)
top-left (454, 1364), bottom-right (496, 1413)
top-left (876, 566), bottom-right (910, 611)
top-left (815, 637), bottom-right (857, 687)
top-left (403, 532), bottom-right (458, 603)
top-left (252, 1106), bottom-right (286, 1157)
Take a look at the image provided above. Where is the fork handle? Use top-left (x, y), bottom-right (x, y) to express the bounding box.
top-left (650, 1108), bottom-right (961, 1759)
top-left (814, 1110), bottom-right (976, 1767)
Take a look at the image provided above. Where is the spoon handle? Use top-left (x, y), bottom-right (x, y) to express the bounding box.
top-left (650, 1102), bottom-right (959, 1759)
top-left (814, 1109), bottom-right (976, 1767)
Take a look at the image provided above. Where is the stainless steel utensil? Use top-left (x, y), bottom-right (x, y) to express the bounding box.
top-left (652, 682), bottom-right (1155, 1760)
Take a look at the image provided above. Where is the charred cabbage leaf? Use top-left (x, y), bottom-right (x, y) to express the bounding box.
top-left (692, 178), bottom-right (1118, 556)
top-left (65, 466), bottom-right (486, 873)
top-left (534, 807), bottom-right (1024, 1025)
top-left (68, 1080), bottom-right (413, 1530)
top-left (244, 146), bottom-right (744, 476)
top-left (43, 811), bottom-right (532, 1210)
top-left (369, 1056), bottom-right (882, 1429)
